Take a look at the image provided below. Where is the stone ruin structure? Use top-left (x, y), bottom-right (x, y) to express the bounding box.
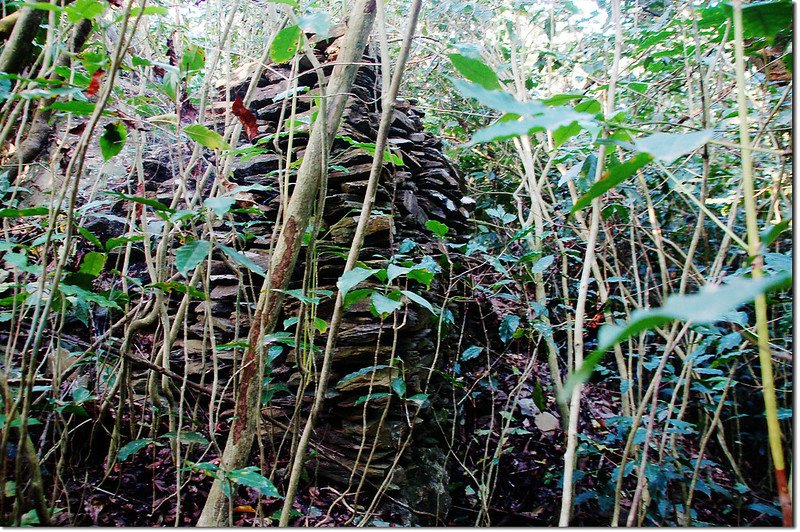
top-left (101, 31), bottom-right (473, 524)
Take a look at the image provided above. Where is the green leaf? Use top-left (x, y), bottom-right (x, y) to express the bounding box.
top-left (354, 392), bottom-right (391, 406)
top-left (451, 79), bottom-right (545, 116)
top-left (760, 218), bottom-right (791, 247)
top-left (99, 121), bottom-right (127, 161)
top-left (425, 219), bottom-right (449, 237)
top-left (65, 0), bottom-right (106, 23)
top-left (160, 430), bottom-right (209, 445)
top-left (468, 108), bottom-right (589, 145)
top-left (530, 255), bottom-right (554, 274)
top-left (78, 251), bottom-right (106, 277)
top-left (298, 11), bottom-right (332, 37)
top-left (27, 3), bottom-right (65, 13)
top-left (633, 129), bottom-right (714, 163)
top-left (150, 281), bottom-right (207, 299)
top-left (183, 124), bottom-right (230, 150)
top-left (406, 393), bottom-right (429, 405)
top-left (228, 466), bottom-right (283, 498)
top-left (387, 264), bottom-right (412, 284)
top-left (571, 153), bottom-right (652, 214)
top-left (175, 240), bottom-right (212, 276)
top-left (401, 290), bottom-right (436, 314)
top-left (343, 288), bottom-right (373, 309)
top-left (128, 6), bottom-right (169, 16)
top-left (337, 267), bottom-right (377, 298)
top-left (105, 192), bottom-right (173, 213)
top-left (499, 315), bottom-right (520, 343)
top-left (741, 0), bottom-right (792, 43)
top-left (391, 376), bottom-right (406, 398)
top-left (448, 53), bottom-right (502, 90)
top-left (559, 272), bottom-right (792, 403)
top-left (270, 25), bottom-right (302, 64)
top-left (337, 365), bottom-right (391, 388)
top-left (48, 100), bottom-right (96, 116)
top-left (118, 438), bottom-right (153, 461)
top-left (217, 244), bottom-right (266, 277)
top-left (0, 207), bottom-right (49, 218)
top-left (371, 291), bottom-right (403, 317)
top-left (461, 345), bottom-right (483, 361)
top-left (180, 44), bottom-right (205, 74)
top-left (60, 284), bottom-right (121, 310)
top-left (204, 197), bottom-right (236, 217)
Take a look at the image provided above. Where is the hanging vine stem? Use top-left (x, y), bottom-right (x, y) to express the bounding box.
top-left (558, 0), bottom-right (621, 525)
top-left (277, 0), bottom-right (422, 523)
top-left (731, 0), bottom-right (791, 525)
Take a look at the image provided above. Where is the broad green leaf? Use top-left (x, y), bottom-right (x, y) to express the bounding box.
top-left (448, 53), bottom-right (502, 90)
top-left (559, 272), bottom-right (792, 403)
top-left (99, 121), bottom-right (127, 161)
top-left (78, 251), bottom-right (106, 277)
top-left (150, 281), bottom-right (207, 299)
top-left (451, 79), bottom-right (545, 116)
top-left (180, 44), bottom-right (205, 74)
top-left (65, 0), bottom-right (106, 23)
top-left (60, 284), bottom-right (121, 309)
top-left (387, 264), bottom-right (412, 284)
top-left (118, 438), bottom-right (152, 461)
top-left (217, 243), bottom-right (266, 277)
top-left (128, 6), bottom-right (169, 16)
top-left (461, 345), bottom-right (483, 361)
top-left (469, 108), bottom-right (589, 145)
top-left (741, 0), bottom-right (792, 43)
top-left (337, 365), bottom-right (391, 389)
top-left (160, 430), bottom-right (209, 445)
top-left (571, 153), bottom-right (652, 214)
top-left (298, 11), bottom-right (332, 38)
top-left (633, 129), bottom-right (714, 163)
top-left (105, 191), bottom-right (174, 213)
top-left (0, 207), bottom-right (49, 218)
top-left (354, 392), bottom-right (391, 406)
top-left (530, 255), bottom-right (554, 274)
top-left (27, 2), bottom-right (65, 13)
top-left (401, 290), bottom-right (436, 314)
top-left (425, 219), bottom-right (449, 237)
top-left (337, 267), bottom-right (377, 297)
top-left (204, 197), bottom-right (236, 217)
top-left (228, 466), bottom-right (283, 498)
top-left (183, 124), bottom-right (230, 150)
top-left (371, 292), bottom-right (403, 316)
top-left (343, 288), bottom-right (373, 309)
top-left (267, 0), bottom-right (299, 6)
top-left (406, 393), bottom-right (429, 405)
top-left (499, 315), bottom-right (521, 343)
top-left (760, 218), bottom-right (791, 247)
top-left (391, 376), bottom-right (406, 398)
top-left (270, 25), bottom-right (302, 64)
top-left (175, 240), bottom-right (212, 276)
top-left (48, 101), bottom-right (96, 116)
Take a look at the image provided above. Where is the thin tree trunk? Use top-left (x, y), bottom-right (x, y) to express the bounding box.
top-left (0, 7), bottom-right (45, 74)
top-left (195, 1), bottom-right (377, 525)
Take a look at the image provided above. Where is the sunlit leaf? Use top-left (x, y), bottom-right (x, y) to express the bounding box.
top-left (559, 272), bottom-right (792, 403)
top-left (184, 124), bottom-right (230, 150)
top-left (448, 53), bottom-right (502, 90)
top-left (175, 240), bottom-right (212, 276)
top-left (633, 129), bottom-right (714, 163)
top-left (270, 25), bottom-right (302, 64)
top-left (217, 243), bottom-right (266, 277)
top-left (99, 121), bottom-right (127, 161)
top-left (571, 153), bottom-right (652, 213)
top-left (337, 267), bottom-right (378, 297)
top-left (118, 438), bottom-right (153, 461)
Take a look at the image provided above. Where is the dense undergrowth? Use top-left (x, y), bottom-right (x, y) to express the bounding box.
top-left (0, 0), bottom-right (793, 526)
